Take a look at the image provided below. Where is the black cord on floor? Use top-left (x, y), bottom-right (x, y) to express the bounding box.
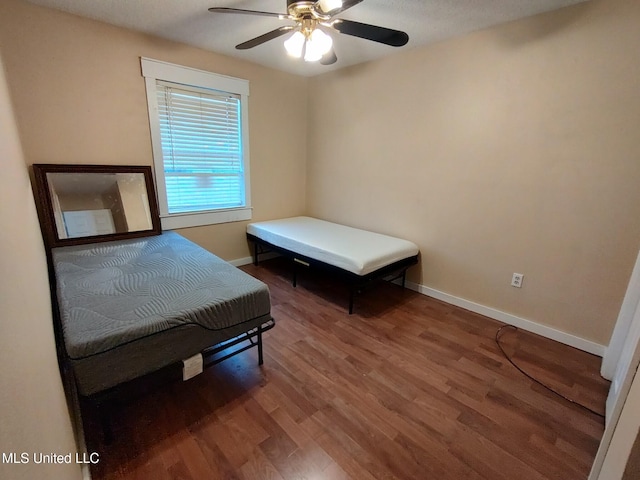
top-left (495, 325), bottom-right (605, 419)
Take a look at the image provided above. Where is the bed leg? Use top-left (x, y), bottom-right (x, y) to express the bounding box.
top-left (402, 270), bottom-right (407, 289)
top-left (253, 242), bottom-right (259, 266)
top-left (257, 325), bottom-right (264, 366)
top-left (348, 287), bottom-right (355, 315)
top-left (292, 263), bottom-right (298, 288)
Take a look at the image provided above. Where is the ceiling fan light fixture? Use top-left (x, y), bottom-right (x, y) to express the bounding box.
top-left (304, 28), bottom-right (332, 62)
top-left (212, 0), bottom-right (409, 66)
top-left (284, 30), bottom-right (305, 58)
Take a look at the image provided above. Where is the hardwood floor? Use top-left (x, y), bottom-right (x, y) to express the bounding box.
top-left (85, 258), bottom-right (610, 480)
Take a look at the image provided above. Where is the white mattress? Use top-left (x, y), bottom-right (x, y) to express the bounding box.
top-left (247, 216), bottom-right (419, 276)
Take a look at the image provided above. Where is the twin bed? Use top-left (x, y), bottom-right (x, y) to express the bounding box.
top-left (53, 231), bottom-right (273, 398)
top-left (247, 216), bottom-right (419, 313)
top-left (51, 231), bottom-right (274, 442)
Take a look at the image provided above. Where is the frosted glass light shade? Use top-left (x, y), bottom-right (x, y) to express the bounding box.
top-left (304, 29), bottom-right (332, 62)
top-left (284, 30), bottom-right (305, 58)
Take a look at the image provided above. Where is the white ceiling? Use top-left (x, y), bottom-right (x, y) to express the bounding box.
top-left (24, 0), bottom-right (589, 77)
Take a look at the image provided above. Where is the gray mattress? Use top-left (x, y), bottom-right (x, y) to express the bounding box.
top-left (52, 232), bottom-right (271, 395)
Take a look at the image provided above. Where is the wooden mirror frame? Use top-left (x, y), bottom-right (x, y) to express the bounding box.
top-left (32, 164), bottom-right (162, 249)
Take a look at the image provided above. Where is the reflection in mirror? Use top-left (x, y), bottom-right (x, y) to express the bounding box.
top-left (32, 164), bottom-right (161, 248)
top-left (47, 172), bottom-right (153, 239)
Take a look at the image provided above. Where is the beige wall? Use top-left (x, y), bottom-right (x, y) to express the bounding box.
top-left (117, 176), bottom-right (152, 232)
top-left (0, 52), bottom-right (82, 479)
top-left (0, 0), bottom-right (308, 261)
top-left (58, 192), bottom-right (107, 211)
top-left (307, 0), bottom-right (640, 345)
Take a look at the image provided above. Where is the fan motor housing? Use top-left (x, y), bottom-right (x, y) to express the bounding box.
top-left (287, 0), bottom-right (311, 7)
top-left (287, 1), bottom-right (316, 17)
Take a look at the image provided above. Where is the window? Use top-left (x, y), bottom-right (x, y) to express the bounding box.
top-left (141, 58), bottom-right (251, 229)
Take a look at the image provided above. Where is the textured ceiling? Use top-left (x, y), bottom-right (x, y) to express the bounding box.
top-left (24, 0), bottom-right (589, 77)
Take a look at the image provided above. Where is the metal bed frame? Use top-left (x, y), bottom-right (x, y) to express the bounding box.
top-left (248, 233), bottom-right (418, 314)
top-left (82, 317), bottom-right (275, 444)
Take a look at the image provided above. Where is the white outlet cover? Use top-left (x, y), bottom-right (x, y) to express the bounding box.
top-left (511, 273), bottom-right (524, 287)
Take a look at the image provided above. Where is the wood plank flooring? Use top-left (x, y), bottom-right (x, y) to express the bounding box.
top-left (85, 258), bottom-right (610, 480)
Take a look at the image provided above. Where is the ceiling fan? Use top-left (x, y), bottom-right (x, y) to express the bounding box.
top-left (208, 0), bottom-right (409, 65)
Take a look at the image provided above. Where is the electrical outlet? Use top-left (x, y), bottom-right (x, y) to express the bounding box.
top-left (511, 273), bottom-right (524, 288)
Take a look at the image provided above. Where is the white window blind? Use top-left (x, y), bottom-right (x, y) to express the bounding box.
top-left (142, 57), bottom-right (251, 230)
top-left (157, 81), bottom-right (245, 214)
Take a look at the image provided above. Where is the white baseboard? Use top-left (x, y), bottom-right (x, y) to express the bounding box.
top-left (405, 281), bottom-right (606, 357)
top-left (230, 252), bottom-right (279, 267)
top-left (230, 256), bottom-right (254, 267)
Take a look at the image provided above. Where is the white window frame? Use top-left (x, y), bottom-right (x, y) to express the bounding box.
top-left (141, 57), bottom-right (252, 230)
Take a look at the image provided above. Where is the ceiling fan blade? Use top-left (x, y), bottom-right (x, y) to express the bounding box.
top-left (236, 26), bottom-right (294, 50)
top-left (316, 0), bottom-right (364, 16)
top-left (320, 48), bottom-right (338, 65)
top-left (332, 19), bottom-right (409, 47)
top-left (208, 7), bottom-right (290, 19)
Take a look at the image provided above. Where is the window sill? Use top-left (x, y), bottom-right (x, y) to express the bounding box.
top-left (160, 207), bottom-right (252, 230)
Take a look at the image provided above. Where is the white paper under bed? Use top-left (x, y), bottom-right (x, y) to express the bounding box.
top-left (247, 216), bottom-right (419, 276)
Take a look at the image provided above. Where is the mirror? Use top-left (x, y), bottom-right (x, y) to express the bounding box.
top-left (32, 164), bottom-right (161, 248)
